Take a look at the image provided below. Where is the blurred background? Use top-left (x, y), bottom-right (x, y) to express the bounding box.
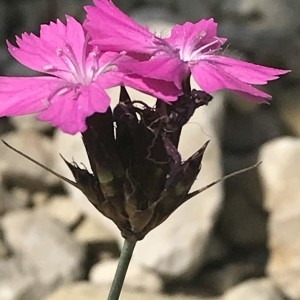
top-left (0, 1), bottom-right (299, 300)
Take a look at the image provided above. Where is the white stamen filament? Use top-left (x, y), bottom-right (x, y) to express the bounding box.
top-left (178, 31), bottom-right (204, 60)
top-left (46, 83), bottom-right (79, 102)
top-left (42, 34), bottom-right (127, 102)
top-left (60, 44), bottom-right (85, 82)
top-left (93, 51), bottom-right (126, 79)
top-left (43, 47), bottom-right (85, 84)
top-left (81, 33), bottom-right (93, 82)
top-left (189, 38), bottom-right (221, 61)
top-left (44, 37), bottom-right (121, 86)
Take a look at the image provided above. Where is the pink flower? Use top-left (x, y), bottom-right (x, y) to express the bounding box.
top-left (0, 16), bottom-right (180, 134)
top-left (85, 0), bottom-right (289, 102)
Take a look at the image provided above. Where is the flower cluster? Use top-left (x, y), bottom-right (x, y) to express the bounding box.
top-left (0, 0), bottom-right (289, 240)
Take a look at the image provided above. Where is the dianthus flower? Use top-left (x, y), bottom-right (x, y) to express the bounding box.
top-left (85, 0), bottom-right (289, 102)
top-left (0, 16), bottom-right (180, 134)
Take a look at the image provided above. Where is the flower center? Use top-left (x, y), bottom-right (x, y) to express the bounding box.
top-left (177, 31), bottom-right (222, 63)
top-left (188, 38), bottom-right (221, 61)
top-left (43, 35), bottom-right (101, 85)
top-left (42, 35), bottom-right (123, 102)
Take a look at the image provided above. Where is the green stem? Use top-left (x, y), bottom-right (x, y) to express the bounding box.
top-left (107, 239), bottom-right (136, 300)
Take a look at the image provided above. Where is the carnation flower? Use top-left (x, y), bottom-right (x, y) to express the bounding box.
top-left (85, 0), bottom-right (289, 102)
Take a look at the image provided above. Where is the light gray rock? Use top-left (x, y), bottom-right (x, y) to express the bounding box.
top-left (197, 260), bottom-right (264, 295)
top-left (11, 187), bottom-right (31, 206)
top-left (222, 278), bottom-right (283, 300)
top-left (0, 186), bottom-right (30, 214)
top-left (0, 257), bottom-right (51, 300)
top-left (31, 191), bottom-right (50, 208)
top-left (10, 115), bottom-right (53, 133)
top-left (53, 131), bottom-right (99, 219)
top-left (43, 281), bottom-right (216, 300)
top-left (89, 259), bottom-right (163, 293)
top-left (0, 240), bottom-right (8, 259)
top-left (73, 216), bottom-right (115, 244)
top-left (0, 130), bottom-right (59, 191)
top-left (259, 137), bottom-right (300, 299)
top-left (37, 195), bottom-right (82, 229)
top-left (1, 210), bottom-right (85, 287)
top-left (0, 258), bottom-right (36, 300)
top-left (43, 283), bottom-right (102, 300)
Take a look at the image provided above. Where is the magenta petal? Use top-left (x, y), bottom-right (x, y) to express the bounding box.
top-left (85, 0), bottom-right (155, 53)
top-left (8, 16), bottom-right (86, 77)
top-left (0, 76), bottom-right (63, 116)
top-left (38, 82), bottom-right (110, 134)
top-left (118, 55), bottom-right (188, 89)
top-left (40, 16), bottom-right (86, 67)
top-left (123, 75), bottom-right (182, 101)
top-left (167, 19), bottom-right (226, 52)
top-left (191, 61), bottom-right (272, 102)
top-left (95, 54), bottom-right (183, 100)
top-left (204, 56), bottom-right (290, 85)
top-left (96, 70), bottom-right (124, 90)
top-left (7, 35), bottom-right (57, 74)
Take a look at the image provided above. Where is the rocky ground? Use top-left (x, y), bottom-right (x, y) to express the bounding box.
top-left (0, 0), bottom-right (300, 300)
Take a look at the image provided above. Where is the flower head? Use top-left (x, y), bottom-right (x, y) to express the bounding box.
top-left (165, 20), bottom-right (290, 101)
top-left (64, 88), bottom-right (212, 241)
top-left (0, 16), bottom-right (180, 134)
top-left (85, 0), bottom-right (289, 102)
top-left (0, 16), bottom-right (120, 134)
